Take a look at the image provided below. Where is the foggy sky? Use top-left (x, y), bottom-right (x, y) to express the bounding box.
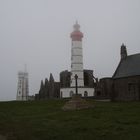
top-left (0, 0), bottom-right (140, 101)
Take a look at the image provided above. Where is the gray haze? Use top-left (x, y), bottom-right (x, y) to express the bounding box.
top-left (0, 0), bottom-right (140, 101)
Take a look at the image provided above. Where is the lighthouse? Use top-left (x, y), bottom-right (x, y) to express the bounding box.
top-left (16, 70), bottom-right (29, 101)
top-left (70, 21), bottom-right (84, 87)
top-left (60, 22), bottom-right (94, 98)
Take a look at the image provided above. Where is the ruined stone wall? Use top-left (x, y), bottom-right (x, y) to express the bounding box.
top-left (95, 78), bottom-right (113, 99)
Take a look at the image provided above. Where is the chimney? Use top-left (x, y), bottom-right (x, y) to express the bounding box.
top-left (121, 43), bottom-right (127, 60)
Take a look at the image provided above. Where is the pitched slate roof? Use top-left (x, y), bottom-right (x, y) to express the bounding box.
top-left (113, 53), bottom-right (140, 78)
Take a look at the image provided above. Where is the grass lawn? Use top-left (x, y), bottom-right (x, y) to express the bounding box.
top-left (0, 99), bottom-right (140, 140)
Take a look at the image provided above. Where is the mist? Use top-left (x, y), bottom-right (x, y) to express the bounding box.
top-left (0, 0), bottom-right (140, 101)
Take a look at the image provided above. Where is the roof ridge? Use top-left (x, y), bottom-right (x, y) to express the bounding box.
top-left (127, 53), bottom-right (140, 57)
top-left (113, 53), bottom-right (140, 78)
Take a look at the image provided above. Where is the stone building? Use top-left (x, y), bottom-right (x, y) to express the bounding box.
top-left (60, 70), bottom-right (71, 88)
top-left (96, 44), bottom-right (140, 101)
top-left (112, 44), bottom-right (140, 101)
top-left (95, 78), bottom-right (113, 99)
top-left (35, 73), bottom-right (60, 100)
top-left (84, 70), bottom-right (95, 88)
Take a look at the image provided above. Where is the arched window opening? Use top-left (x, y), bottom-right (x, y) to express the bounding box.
top-left (84, 91), bottom-right (88, 97)
top-left (70, 91), bottom-right (74, 97)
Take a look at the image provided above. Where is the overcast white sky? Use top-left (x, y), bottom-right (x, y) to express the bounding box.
top-left (0, 0), bottom-right (140, 101)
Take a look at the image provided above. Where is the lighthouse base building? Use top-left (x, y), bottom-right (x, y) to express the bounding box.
top-left (60, 87), bottom-right (94, 98)
top-left (60, 69), bottom-right (95, 98)
top-left (60, 22), bottom-right (95, 98)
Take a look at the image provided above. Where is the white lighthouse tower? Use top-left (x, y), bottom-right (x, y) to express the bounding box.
top-left (70, 21), bottom-right (84, 87)
top-left (60, 22), bottom-right (94, 98)
top-left (16, 69), bottom-right (29, 101)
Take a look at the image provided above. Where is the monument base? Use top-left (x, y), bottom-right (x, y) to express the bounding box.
top-left (62, 94), bottom-right (94, 111)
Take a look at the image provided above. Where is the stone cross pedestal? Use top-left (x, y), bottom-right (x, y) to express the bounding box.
top-left (62, 74), bottom-right (94, 111)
